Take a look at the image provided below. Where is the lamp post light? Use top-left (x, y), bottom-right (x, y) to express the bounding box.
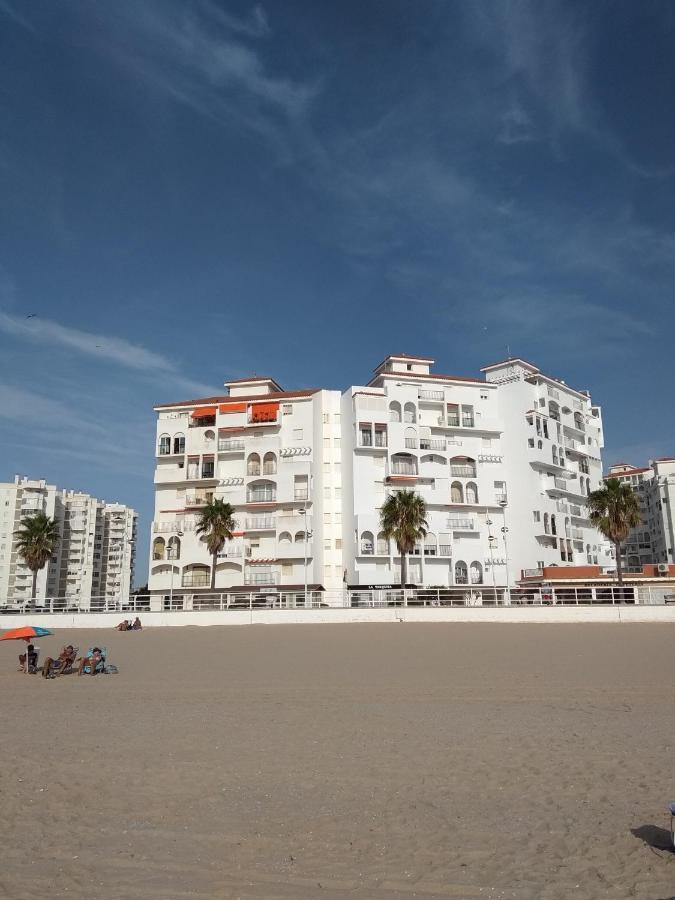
top-left (499, 498), bottom-right (511, 606)
top-left (168, 531), bottom-right (183, 608)
top-left (298, 509), bottom-right (312, 608)
top-left (486, 514), bottom-right (498, 604)
top-left (120, 538), bottom-right (135, 610)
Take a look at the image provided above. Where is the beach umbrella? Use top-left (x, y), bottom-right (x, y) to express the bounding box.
top-left (0, 626), bottom-right (53, 673)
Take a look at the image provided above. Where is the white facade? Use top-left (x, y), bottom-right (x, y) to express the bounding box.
top-left (606, 458), bottom-right (675, 568)
top-left (149, 356), bottom-right (613, 601)
top-left (0, 475), bottom-right (137, 607)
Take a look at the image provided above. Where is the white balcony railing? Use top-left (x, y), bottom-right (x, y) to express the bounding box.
top-left (404, 438), bottom-right (418, 449)
top-left (450, 466), bottom-right (476, 478)
top-left (448, 518), bottom-right (475, 530)
top-left (247, 490), bottom-right (276, 503)
top-left (244, 571), bottom-right (280, 585)
top-left (418, 389), bottom-right (444, 401)
top-left (218, 439), bottom-right (245, 451)
top-left (420, 438), bottom-right (446, 451)
top-left (391, 464), bottom-right (418, 476)
top-left (244, 517), bottom-right (275, 529)
top-left (294, 489), bottom-right (308, 500)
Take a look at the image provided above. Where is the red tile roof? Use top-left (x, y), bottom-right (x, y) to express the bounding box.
top-left (155, 389), bottom-right (319, 410)
top-left (369, 370), bottom-right (486, 385)
top-left (604, 467), bottom-right (650, 478)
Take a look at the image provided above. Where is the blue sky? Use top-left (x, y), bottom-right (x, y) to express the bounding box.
top-left (1, 0), bottom-right (674, 581)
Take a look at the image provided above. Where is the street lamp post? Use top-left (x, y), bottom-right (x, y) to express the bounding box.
top-left (486, 514), bottom-right (498, 604)
top-left (120, 538), bottom-right (135, 610)
top-left (167, 531), bottom-right (183, 608)
top-left (298, 509), bottom-right (312, 608)
top-left (499, 498), bottom-right (511, 606)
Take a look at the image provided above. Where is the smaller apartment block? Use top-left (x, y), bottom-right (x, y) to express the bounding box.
top-left (605, 459), bottom-right (675, 568)
top-left (149, 356), bottom-right (613, 601)
top-left (0, 476), bottom-right (137, 606)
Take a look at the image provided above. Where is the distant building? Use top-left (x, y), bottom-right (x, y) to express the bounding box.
top-left (605, 459), bottom-right (675, 568)
top-left (0, 475), bottom-right (137, 606)
top-left (149, 355), bottom-right (613, 602)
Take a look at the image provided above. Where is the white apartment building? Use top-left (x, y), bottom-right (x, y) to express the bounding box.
top-left (149, 356), bottom-right (612, 601)
top-left (605, 458), bottom-right (675, 568)
top-left (0, 475), bottom-right (137, 607)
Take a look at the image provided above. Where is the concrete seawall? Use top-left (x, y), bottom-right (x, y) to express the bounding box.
top-left (2, 605), bottom-right (675, 628)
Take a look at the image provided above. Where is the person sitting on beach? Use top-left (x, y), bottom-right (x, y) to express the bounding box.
top-left (42, 645), bottom-right (76, 678)
top-left (132, 617), bottom-right (142, 630)
top-left (116, 620), bottom-right (129, 631)
top-left (78, 647), bottom-right (105, 676)
top-left (18, 643), bottom-right (38, 671)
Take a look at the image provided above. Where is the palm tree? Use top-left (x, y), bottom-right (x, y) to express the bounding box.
top-left (14, 513), bottom-right (60, 606)
top-left (587, 478), bottom-right (641, 586)
top-left (379, 490), bottom-right (428, 601)
top-left (195, 499), bottom-right (237, 590)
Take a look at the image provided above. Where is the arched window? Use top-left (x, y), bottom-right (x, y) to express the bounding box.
top-left (565, 516), bottom-right (570, 537)
top-left (543, 420), bottom-right (549, 439)
top-left (537, 439), bottom-right (543, 450)
top-left (278, 531), bottom-right (292, 545)
top-left (404, 426), bottom-right (417, 449)
top-left (247, 479), bottom-right (276, 503)
top-left (470, 561), bottom-right (483, 584)
top-left (574, 412), bottom-right (584, 431)
top-left (455, 560), bottom-right (468, 585)
top-left (360, 531), bottom-right (374, 554)
top-left (152, 537), bottom-right (166, 560)
top-left (451, 481), bottom-right (464, 503)
top-left (247, 453), bottom-right (261, 477)
top-left (552, 446), bottom-right (558, 465)
top-left (424, 532), bottom-right (437, 556)
top-left (158, 434), bottom-right (171, 455)
top-left (173, 433), bottom-right (185, 454)
top-left (403, 402), bottom-right (416, 424)
top-left (294, 531), bottom-right (306, 543)
top-left (450, 456), bottom-right (476, 477)
top-left (391, 453), bottom-right (417, 476)
top-left (263, 452), bottom-right (277, 475)
top-left (551, 514), bottom-right (557, 536)
top-left (586, 477), bottom-right (591, 495)
top-left (543, 513), bottom-right (549, 534)
top-left (389, 401), bottom-right (401, 423)
top-left (549, 401), bottom-right (560, 421)
top-left (376, 532), bottom-right (389, 555)
top-left (167, 536), bottom-right (181, 560)
top-left (465, 481), bottom-right (478, 504)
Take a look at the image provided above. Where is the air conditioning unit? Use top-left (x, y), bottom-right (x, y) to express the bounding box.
top-left (657, 563), bottom-right (669, 575)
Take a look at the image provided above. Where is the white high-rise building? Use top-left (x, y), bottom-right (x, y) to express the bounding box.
top-left (0, 476), bottom-right (137, 607)
top-left (148, 356), bottom-right (612, 602)
top-left (605, 458), bottom-right (675, 569)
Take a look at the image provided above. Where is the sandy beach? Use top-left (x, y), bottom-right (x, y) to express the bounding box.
top-left (1, 623), bottom-right (674, 900)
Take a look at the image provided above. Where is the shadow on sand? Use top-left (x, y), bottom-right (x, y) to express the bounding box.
top-left (631, 824), bottom-right (673, 852)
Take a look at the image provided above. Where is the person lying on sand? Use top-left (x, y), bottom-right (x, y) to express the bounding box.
top-left (42, 645), bottom-right (77, 678)
top-left (78, 647), bottom-right (105, 676)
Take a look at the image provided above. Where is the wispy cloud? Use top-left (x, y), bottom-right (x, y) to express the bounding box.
top-left (0, 0), bottom-right (35, 32)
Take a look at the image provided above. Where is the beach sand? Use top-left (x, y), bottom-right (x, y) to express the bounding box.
top-left (0, 623), bottom-right (674, 899)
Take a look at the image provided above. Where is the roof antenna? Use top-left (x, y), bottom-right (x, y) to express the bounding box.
top-left (506, 344), bottom-right (511, 359)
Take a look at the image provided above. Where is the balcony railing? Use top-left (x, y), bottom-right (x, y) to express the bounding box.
top-left (438, 545), bottom-right (452, 556)
top-left (201, 467), bottom-right (215, 479)
top-left (446, 415), bottom-right (460, 427)
top-left (247, 490), bottom-right (276, 503)
top-left (262, 465), bottom-right (277, 476)
top-left (448, 518), bottom-right (475, 530)
top-left (547, 387), bottom-right (560, 400)
top-left (420, 438), bottom-right (446, 451)
top-left (418, 389), bottom-right (444, 401)
top-left (294, 488), bottom-right (308, 500)
top-left (494, 493), bottom-right (508, 505)
top-left (391, 464), bottom-right (418, 476)
top-left (185, 496), bottom-right (210, 507)
top-left (181, 574), bottom-right (210, 587)
top-left (218, 439), bottom-right (245, 451)
top-left (247, 413), bottom-right (279, 426)
top-left (450, 465), bottom-right (476, 477)
top-left (244, 571), bottom-right (280, 585)
top-left (217, 545), bottom-right (243, 558)
top-left (245, 517), bottom-right (275, 530)
top-left (569, 528), bottom-right (584, 540)
top-left (404, 438), bottom-right (418, 449)
top-left (360, 544), bottom-right (373, 555)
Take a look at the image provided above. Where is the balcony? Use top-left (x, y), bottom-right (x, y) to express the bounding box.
top-left (294, 488), bottom-right (309, 501)
top-left (217, 545), bottom-right (244, 558)
top-left (358, 435), bottom-right (388, 450)
top-left (569, 528), bottom-right (584, 540)
top-left (185, 496), bottom-right (210, 507)
top-left (547, 386), bottom-right (560, 400)
top-left (218, 439), bottom-right (245, 452)
top-left (247, 412), bottom-right (279, 426)
top-left (404, 438), bottom-right (418, 449)
top-left (420, 438), bottom-right (446, 451)
top-left (438, 544), bottom-right (452, 556)
top-left (244, 571), bottom-right (280, 585)
top-left (447, 518), bottom-right (476, 531)
top-left (450, 465), bottom-right (476, 478)
top-left (244, 517), bottom-right (275, 530)
top-left (418, 389), bottom-right (444, 401)
top-left (182, 573), bottom-right (209, 588)
top-left (246, 490), bottom-right (277, 504)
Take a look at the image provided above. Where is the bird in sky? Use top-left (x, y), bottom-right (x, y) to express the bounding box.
top-left (25, 313), bottom-right (36, 318)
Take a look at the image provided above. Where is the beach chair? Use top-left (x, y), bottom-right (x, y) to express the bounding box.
top-left (18, 647), bottom-right (40, 674)
top-left (43, 647), bottom-right (79, 678)
top-left (80, 647), bottom-right (107, 675)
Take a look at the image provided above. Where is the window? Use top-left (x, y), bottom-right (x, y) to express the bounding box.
top-left (323, 413), bottom-right (330, 424)
top-left (293, 428), bottom-right (303, 441)
top-left (283, 404), bottom-right (292, 415)
top-left (389, 401), bottom-right (402, 423)
top-left (323, 438), bottom-right (330, 449)
top-left (173, 433), bottom-right (185, 454)
top-left (323, 463), bottom-right (330, 474)
top-left (334, 437), bottom-right (341, 448)
top-left (480, 392), bottom-right (488, 400)
top-left (335, 538), bottom-right (342, 550)
top-left (533, 511), bottom-right (541, 522)
top-left (158, 434), bottom-right (171, 455)
top-left (324, 538), bottom-right (331, 550)
top-left (324, 513), bottom-right (331, 524)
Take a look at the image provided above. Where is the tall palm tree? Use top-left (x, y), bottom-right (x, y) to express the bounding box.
top-left (587, 478), bottom-right (641, 585)
top-left (196, 499), bottom-right (237, 590)
top-left (379, 490), bottom-right (428, 601)
top-left (14, 513), bottom-right (60, 606)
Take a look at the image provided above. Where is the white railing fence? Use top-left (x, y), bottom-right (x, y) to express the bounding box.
top-left (2, 583), bottom-right (673, 614)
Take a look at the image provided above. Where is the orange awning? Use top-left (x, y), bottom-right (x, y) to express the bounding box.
top-left (249, 402), bottom-right (279, 422)
top-left (191, 406), bottom-right (217, 418)
top-left (219, 402), bottom-right (247, 414)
